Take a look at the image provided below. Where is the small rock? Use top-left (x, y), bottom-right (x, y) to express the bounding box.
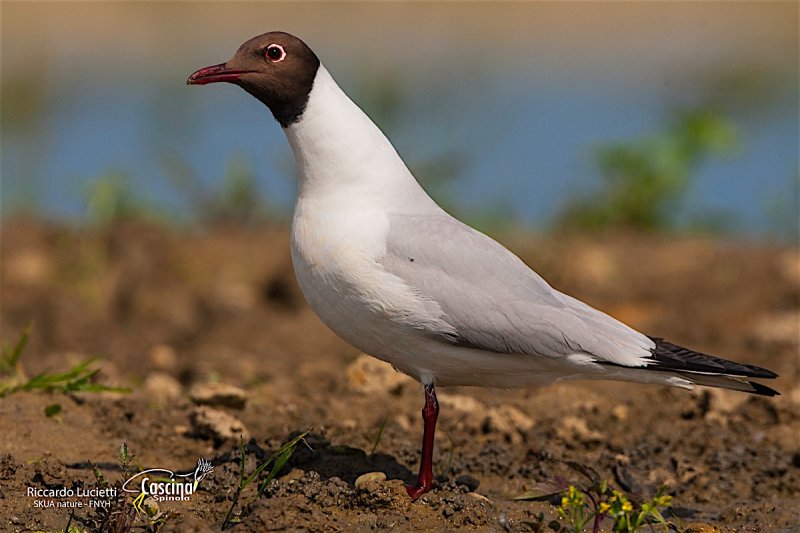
top-left (455, 474), bottom-right (480, 492)
top-left (144, 372), bottom-right (183, 405)
top-left (556, 416), bottom-right (604, 445)
top-left (148, 344), bottom-right (178, 371)
top-left (189, 382), bottom-right (248, 409)
top-left (611, 404), bottom-right (629, 421)
top-left (5, 249), bottom-right (51, 286)
top-left (355, 471), bottom-right (387, 489)
top-left (466, 492), bottom-right (492, 505)
top-left (438, 393), bottom-right (486, 415)
top-left (190, 406), bottom-right (249, 441)
top-left (788, 385), bottom-right (800, 407)
top-left (345, 354), bottom-right (414, 395)
top-left (482, 405), bottom-right (534, 443)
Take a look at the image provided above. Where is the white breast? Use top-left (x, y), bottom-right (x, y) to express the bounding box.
top-left (290, 191), bottom-right (455, 371)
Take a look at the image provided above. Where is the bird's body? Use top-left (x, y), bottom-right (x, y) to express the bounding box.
top-left (284, 65), bottom-right (764, 392)
top-left (188, 32), bottom-right (778, 499)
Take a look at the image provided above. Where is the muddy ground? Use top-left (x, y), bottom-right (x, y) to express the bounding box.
top-left (1, 217), bottom-right (798, 532)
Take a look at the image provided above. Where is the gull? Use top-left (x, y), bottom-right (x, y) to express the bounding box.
top-left (188, 31), bottom-right (779, 500)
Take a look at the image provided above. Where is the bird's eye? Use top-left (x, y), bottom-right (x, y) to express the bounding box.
top-left (265, 44), bottom-right (286, 63)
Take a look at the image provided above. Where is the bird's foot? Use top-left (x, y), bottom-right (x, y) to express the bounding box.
top-left (405, 479), bottom-right (436, 501)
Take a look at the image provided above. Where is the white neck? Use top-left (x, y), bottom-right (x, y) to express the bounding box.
top-left (283, 66), bottom-right (438, 212)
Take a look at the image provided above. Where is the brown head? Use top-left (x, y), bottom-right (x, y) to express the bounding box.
top-left (187, 32), bottom-right (320, 127)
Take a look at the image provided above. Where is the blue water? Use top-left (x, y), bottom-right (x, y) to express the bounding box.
top-left (2, 66), bottom-right (797, 238)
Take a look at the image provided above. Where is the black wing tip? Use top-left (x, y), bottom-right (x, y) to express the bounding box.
top-left (647, 336), bottom-right (779, 380)
top-left (754, 368), bottom-right (779, 380)
top-left (748, 381), bottom-right (781, 397)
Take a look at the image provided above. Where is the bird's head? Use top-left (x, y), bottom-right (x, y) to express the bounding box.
top-left (187, 31), bottom-right (320, 127)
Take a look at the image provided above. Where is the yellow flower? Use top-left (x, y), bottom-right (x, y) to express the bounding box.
top-left (621, 501), bottom-right (633, 512)
top-left (655, 495), bottom-right (673, 507)
top-left (599, 502), bottom-right (611, 513)
top-left (561, 496), bottom-right (569, 508)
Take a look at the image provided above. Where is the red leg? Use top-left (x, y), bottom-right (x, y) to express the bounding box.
top-left (406, 383), bottom-right (439, 500)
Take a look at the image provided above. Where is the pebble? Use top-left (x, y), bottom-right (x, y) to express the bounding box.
top-left (189, 382), bottom-right (248, 409)
top-left (466, 492), bottom-right (492, 505)
top-left (556, 415), bottom-right (604, 444)
top-left (611, 404), bottom-right (629, 421)
top-left (454, 474), bottom-right (480, 492)
top-left (5, 249), bottom-right (51, 286)
top-left (190, 406), bottom-right (250, 441)
top-left (789, 385), bottom-right (800, 407)
top-left (354, 471), bottom-right (387, 489)
top-left (482, 405), bottom-right (535, 443)
top-left (143, 372), bottom-right (183, 405)
top-left (438, 393), bottom-right (486, 415)
top-left (148, 344), bottom-right (178, 371)
top-left (345, 354), bottom-right (413, 395)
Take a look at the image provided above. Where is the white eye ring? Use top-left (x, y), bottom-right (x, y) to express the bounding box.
top-left (265, 44), bottom-right (286, 63)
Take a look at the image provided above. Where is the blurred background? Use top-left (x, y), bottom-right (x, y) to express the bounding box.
top-left (2, 6), bottom-right (799, 530)
top-left (2, 2), bottom-right (798, 238)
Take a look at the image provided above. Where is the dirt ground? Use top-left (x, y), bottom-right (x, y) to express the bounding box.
top-left (1, 217), bottom-right (798, 532)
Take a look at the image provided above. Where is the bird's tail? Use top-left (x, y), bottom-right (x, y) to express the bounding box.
top-left (645, 337), bottom-right (779, 397)
top-left (672, 371), bottom-right (778, 396)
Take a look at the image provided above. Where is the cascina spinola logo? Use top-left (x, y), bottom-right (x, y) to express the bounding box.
top-left (122, 458), bottom-right (213, 512)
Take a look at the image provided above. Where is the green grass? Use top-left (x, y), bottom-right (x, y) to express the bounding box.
top-left (221, 430), bottom-right (310, 529)
top-left (0, 324), bottom-right (130, 401)
top-left (368, 417), bottom-right (389, 457)
top-left (0, 323), bottom-right (30, 374)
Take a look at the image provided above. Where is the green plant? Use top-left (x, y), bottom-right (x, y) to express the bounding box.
top-left (0, 325), bottom-right (130, 399)
top-left (560, 108), bottom-right (739, 232)
top-left (84, 169), bottom-right (152, 224)
top-left (221, 430), bottom-right (310, 529)
top-left (368, 417), bottom-right (389, 457)
top-left (515, 462), bottom-right (674, 533)
top-left (86, 444), bottom-right (148, 532)
top-left (0, 323), bottom-right (30, 375)
top-left (162, 153), bottom-right (278, 225)
top-left (556, 483), bottom-right (672, 533)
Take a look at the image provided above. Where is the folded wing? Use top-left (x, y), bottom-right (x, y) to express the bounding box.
top-left (379, 213), bottom-right (779, 396)
top-left (379, 213), bottom-right (655, 366)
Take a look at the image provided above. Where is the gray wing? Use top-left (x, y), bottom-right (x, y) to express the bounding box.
top-left (380, 213), bottom-right (654, 366)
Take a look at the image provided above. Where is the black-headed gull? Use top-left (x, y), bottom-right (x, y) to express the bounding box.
top-left (188, 32), bottom-right (779, 500)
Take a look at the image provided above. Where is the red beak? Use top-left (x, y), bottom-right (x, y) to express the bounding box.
top-left (187, 63), bottom-right (254, 85)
